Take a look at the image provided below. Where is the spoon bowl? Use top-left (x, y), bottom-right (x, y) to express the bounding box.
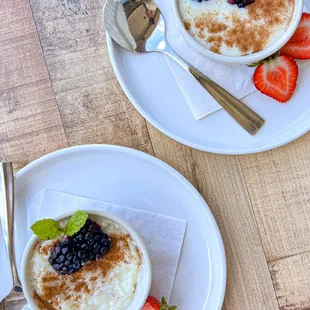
top-left (104, 0), bottom-right (164, 53)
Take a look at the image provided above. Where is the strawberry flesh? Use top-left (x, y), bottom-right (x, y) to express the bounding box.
top-left (142, 296), bottom-right (161, 310)
top-left (281, 13), bottom-right (310, 59)
top-left (253, 55), bottom-right (298, 103)
top-left (142, 296), bottom-right (177, 310)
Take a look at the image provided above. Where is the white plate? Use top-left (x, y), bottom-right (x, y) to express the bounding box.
top-left (106, 7), bottom-right (310, 154)
top-left (1, 145), bottom-right (226, 310)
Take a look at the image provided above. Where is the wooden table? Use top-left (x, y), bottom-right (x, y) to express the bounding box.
top-left (1, 0), bottom-right (310, 309)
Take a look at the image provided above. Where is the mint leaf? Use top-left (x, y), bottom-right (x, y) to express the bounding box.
top-left (65, 211), bottom-right (88, 236)
top-left (31, 211), bottom-right (88, 240)
top-left (31, 219), bottom-right (63, 240)
top-left (160, 297), bottom-right (177, 310)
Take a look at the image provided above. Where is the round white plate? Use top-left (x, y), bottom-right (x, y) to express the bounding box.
top-left (106, 34), bottom-right (310, 155)
top-left (1, 145), bottom-right (226, 309)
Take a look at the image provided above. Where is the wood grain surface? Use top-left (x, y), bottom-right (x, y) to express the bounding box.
top-left (1, 0), bottom-right (310, 309)
top-left (0, 0), bottom-right (68, 170)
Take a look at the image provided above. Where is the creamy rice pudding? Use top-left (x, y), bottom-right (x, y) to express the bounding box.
top-left (27, 216), bottom-right (143, 310)
top-left (179, 0), bottom-right (295, 56)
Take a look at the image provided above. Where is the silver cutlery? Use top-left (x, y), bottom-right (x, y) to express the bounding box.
top-left (103, 0), bottom-right (265, 135)
top-left (0, 163), bottom-right (26, 310)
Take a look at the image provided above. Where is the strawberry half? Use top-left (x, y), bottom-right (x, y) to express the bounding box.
top-left (142, 296), bottom-right (177, 310)
top-left (281, 13), bottom-right (310, 59)
top-left (253, 55), bottom-right (298, 103)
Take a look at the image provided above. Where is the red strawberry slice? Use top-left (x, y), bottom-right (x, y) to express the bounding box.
top-left (281, 13), bottom-right (310, 59)
top-left (143, 296), bottom-right (161, 310)
top-left (253, 55), bottom-right (298, 103)
top-left (142, 296), bottom-right (177, 310)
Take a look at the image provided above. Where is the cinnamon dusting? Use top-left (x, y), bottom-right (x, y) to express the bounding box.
top-left (33, 292), bottom-right (56, 310)
top-left (73, 281), bottom-right (90, 294)
top-left (183, 0), bottom-right (295, 55)
top-left (184, 21), bottom-right (191, 30)
top-left (40, 240), bottom-right (58, 256)
top-left (207, 35), bottom-right (223, 54)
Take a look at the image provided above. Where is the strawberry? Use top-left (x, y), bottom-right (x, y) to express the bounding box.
top-left (142, 296), bottom-right (177, 310)
top-left (253, 55), bottom-right (298, 103)
top-left (281, 13), bottom-right (310, 59)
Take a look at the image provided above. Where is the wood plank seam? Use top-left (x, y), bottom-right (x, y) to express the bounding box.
top-left (27, 0), bottom-right (69, 145)
top-left (145, 123), bottom-right (156, 157)
top-left (267, 249), bottom-right (310, 264)
top-left (0, 78), bottom-right (50, 94)
top-left (237, 155), bottom-right (281, 310)
top-left (0, 31), bottom-right (37, 44)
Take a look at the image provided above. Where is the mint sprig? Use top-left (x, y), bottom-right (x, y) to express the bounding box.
top-left (31, 211), bottom-right (88, 240)
top-left (65, 210), bottom-right (88, 236)
top-left (30, 219), bottom-right (64, 240)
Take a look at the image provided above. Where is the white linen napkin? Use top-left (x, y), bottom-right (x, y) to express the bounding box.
top-left (27, 189), bottom-right (187, 301)
top-left (156, 0), bottom-right (257, 119)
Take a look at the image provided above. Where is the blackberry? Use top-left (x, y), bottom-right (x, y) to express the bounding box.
top-left (71, 219), bottom-right (111, 261)
top-left (49, 219), bottom-right (111, 275)
top-left (194, 0), bottom-right (255, 5)
top-left (228, 0), bottom-right (255, 7)
top-left (244, 0), bottom-right (255, 5)
top-left (49, 238), bottom-right (85, 275)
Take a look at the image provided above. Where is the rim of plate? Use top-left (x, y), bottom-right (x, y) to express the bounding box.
top-left (106, 34), bottom-right (310, 155)
top-left (15, 144), bottom-right (227, 309)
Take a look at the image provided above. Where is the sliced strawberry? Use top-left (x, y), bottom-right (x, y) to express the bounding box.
top-left (142, 296), bottom-right (177, 310)
top-left (253, 55), bottom-right (298, 103)
top-left (281, 13), bottom-right (310, 59)
top-left (143, 296), bottom-right (161, 310)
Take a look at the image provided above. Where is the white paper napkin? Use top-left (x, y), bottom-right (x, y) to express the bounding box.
top-left (27, 189), bottom-right (187, 301)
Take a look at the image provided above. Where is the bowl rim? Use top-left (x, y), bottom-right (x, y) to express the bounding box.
top-left (20, 209), bottom-right (152, 310)
top-left (171, 0), bottom-right (304, 64)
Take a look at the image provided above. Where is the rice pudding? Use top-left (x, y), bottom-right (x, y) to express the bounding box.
top-left (27, 216), bottom-right (143, 310)
top-left (179, 0), bottom-right (295, 56)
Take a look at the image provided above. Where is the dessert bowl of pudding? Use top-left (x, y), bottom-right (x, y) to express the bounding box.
top-left (172, 0), bottom-right (304, 64)
top-left (21, 210), bottom-right (152, 310)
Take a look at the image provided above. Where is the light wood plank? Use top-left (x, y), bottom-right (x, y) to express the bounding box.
top-left (30, 0), bottom-right (153, 154)
top-left (148, 125), bottom-right (280, 310)
top-left (30, 0), bottom-right (103, 59)
top-left (0, 0), bottom-right (67, 170)
top-left (239, 133), bottom-right (310, 308)
top-left (240, 133), bottom-right (310, 261)
top-left (269, 251), bottom-right (310, 310)
top-left (0, 0), bottom-right (35, 42)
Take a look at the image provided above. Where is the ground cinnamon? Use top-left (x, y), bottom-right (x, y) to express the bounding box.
top-left (33, 292), bottom-right (56, 310)
top-left (183, 0), bottom-right (294, 55)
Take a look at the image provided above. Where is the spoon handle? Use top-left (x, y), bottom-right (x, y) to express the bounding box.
top-left (1, 162), bottom-right (22, 292)
top-left (162, 44), bottom-right (265, 135)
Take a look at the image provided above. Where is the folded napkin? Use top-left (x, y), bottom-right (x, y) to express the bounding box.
top-left (27, 189), bottom-right (187, 301)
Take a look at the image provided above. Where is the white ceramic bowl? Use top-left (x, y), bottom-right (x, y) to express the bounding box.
top-left (21, 209), bottom-right (152, 310)
top-left (172, 0), bottom-right (304, 64)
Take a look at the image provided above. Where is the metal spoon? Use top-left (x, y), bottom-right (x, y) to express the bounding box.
top-left (0, 163), bottom-right (26, 309)
top-left (103, 0), bottom-right (265, 135)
